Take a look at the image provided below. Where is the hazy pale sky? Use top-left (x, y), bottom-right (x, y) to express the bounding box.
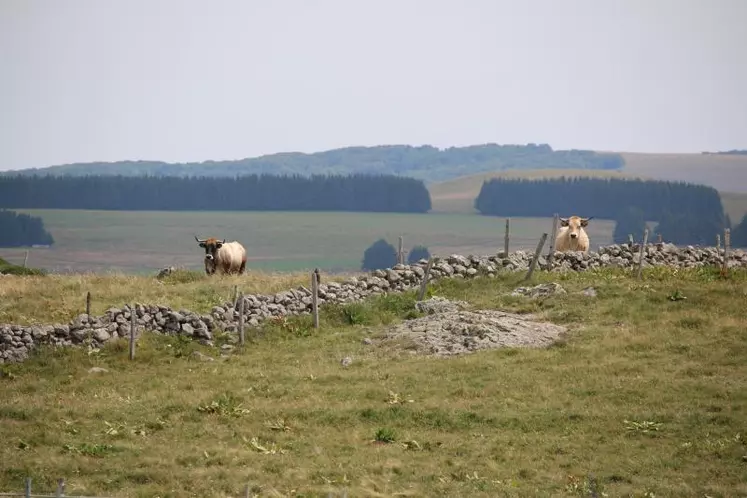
top-left (1, 0), bottom-right (746, 171)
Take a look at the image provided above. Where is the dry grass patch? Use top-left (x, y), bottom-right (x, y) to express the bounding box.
top-left (1, 267), bottom-right (746, 497)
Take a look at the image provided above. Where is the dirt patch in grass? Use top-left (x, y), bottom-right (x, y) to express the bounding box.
top-left (381, 297), bottom-right (567, 356)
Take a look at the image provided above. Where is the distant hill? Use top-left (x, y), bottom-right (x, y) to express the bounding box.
top-left (3, 143), bottom-right (623, 183)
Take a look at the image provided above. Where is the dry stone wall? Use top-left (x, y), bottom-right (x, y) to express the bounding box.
top-left (2, 243), bottom-right (746, 364)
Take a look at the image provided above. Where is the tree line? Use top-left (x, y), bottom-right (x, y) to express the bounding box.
top-left (0, 209), bottom-right (55, 247)
top-left (0, 173), bottom-right (432, 213)
top-left (7, 143), bottom-right (624, 183)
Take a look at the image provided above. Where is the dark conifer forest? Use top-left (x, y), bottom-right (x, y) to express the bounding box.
top-left (0, 173), bottom-right (432, 213)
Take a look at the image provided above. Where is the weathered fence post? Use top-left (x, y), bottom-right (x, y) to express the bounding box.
top-left (311, 270), bottom-right (319, 329)
top-left (24, 477), bottom-right (31, 498)
top-left (85, 291), bottom-right (91, 316)
top-left (244, 483), bottom-right (250, 497)
top-left (723, 228), bottom-right (731, 276)
top-left (636, 228), bottom-right (649, 280)
top-left (716, 233), bottom-right (721, 251)
top-left (503, 218), bottom-right (510, 257)
top-left (417, 257), bottom-right (435, 302)
top-left (628, 234), bottom-right (634, 247)
top-left (523, 233), bottom-right (548, 282)
top-left (56, 478), bottom-right (65, 497)
top-left (23, 250), bottom-right (29, 268)
top-left (398, 236), bottom-right (404, 265)
top-left (129, 306), bottom-right (136, 360)
top-left (238, 292), bottom-right (245, 346)
top-left (547, 213), bottom-right (559, 269)
top-left (657, 233), bottom-right (662, 244)
top-left (233, 285), bottom-right (239, 307)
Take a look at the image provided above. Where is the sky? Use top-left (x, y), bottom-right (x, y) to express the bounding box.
top-left (1, 0), bottom-right (746, 171)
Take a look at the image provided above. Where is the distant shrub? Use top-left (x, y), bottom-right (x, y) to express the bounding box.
top-left (361, 238), bottom-right (397, 271)
top-left (407, 245), bottom-right (431, 264)
top-left (0, 257), bottom-right (46, 276)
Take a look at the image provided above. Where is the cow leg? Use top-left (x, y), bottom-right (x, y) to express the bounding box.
top-left (239, 259), bottom-right (246, 275)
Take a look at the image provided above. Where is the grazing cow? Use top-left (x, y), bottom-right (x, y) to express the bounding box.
top-left (555, 216), bottom-right (593, 253)
top-left (194, 236), bottom-right (247, 275)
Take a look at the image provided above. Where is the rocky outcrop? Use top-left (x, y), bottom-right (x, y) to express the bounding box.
top-left (1, 243), bottom-right (746, 364)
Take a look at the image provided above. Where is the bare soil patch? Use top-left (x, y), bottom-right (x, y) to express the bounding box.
top-left (382, 297), bottom-right (567, 356)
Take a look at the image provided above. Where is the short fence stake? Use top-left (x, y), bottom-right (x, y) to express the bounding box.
top-left (85, 291), bottom-right (91, 316)
top-left (503, 218), bottom-right (510, 257)
top-left (56, 478), bottom-right (65, 497)
top-left (238, 292), bottom-right (245, 346)
top-left (311, 270), bottom-right (319, 329)
top-left (723, 228), bottom-right (731, 276)
top-left (417, 257), bottom-right (435, 301)
top-left (23, 250), bottom-right (29, 268)
top-left (129, 306), bottom-right (136, 360)
top-left (523, 233), bottom-right (548, 281)
top-left (716, 233), bottom-right (721, 251)
top-left (547, 213), bottom-right (559, 269)
top-left (636, 228), bottom-right (649, 280)
top-left (628, 234), bottom-right (634, 247)
top-left (398, 236), bottom-right (404, 265)
top-left (24, 477), bottom-right (31, 498)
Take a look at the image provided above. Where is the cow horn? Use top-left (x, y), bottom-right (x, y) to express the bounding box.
top-left (582, 217), bottom-right (594, 222)
top-left (194, 235), bottom-right (207, 243)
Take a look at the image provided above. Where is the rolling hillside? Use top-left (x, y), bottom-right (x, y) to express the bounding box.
top-left (428, 155), bottom-right (747, 222)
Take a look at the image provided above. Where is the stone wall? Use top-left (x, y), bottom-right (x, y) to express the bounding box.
top-left (2, 243), bottom-right (746, 364)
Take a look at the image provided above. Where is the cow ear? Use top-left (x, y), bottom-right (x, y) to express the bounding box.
top-left (581, 217), bottom-right (592, 227)
top-left (216, 242), bottom-right (223, 248)
top-left (559, 218), bottom-right (569, 227)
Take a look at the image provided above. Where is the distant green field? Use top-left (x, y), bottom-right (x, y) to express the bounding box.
top-left (0, 210), bottom-right (616, 274)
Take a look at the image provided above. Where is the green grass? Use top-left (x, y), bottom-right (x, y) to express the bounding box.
top-left (0, 210), bottom-right (617, 275)
top-left (0, 257), bottom-right (45, 276)
top-left (1, 267), bottom-right (746, 497)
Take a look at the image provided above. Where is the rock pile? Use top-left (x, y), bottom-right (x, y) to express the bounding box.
top-left (1, 243), bottom-right (746, 364)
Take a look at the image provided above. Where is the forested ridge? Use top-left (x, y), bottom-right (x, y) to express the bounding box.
top-left (0, 173), bottom-right (431, 213)
top-left (6, 143), bottom-right (624, 182)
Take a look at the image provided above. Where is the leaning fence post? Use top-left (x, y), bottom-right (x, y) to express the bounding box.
top-left (56, 478), bottom-right (65, 497)
top-left (311, 270), bottom-right (319, 329)
top-left (129, 306), bottom-right (136, 360)
top-left (238, 292), bottom-right (245, 346)
top-left (417, 257), bottom-right (435, 301)
top-left (503, 218), bottom-right (510, 257)
top-left (523, 233), bottom-right (548, 281)
top-left (636, 228), bottom-right (649, 280)
top-left (547, 213), bottom-right (559, 269)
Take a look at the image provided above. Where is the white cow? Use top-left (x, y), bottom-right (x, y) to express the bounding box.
top-left (555, 216), bottom-right (593, 253)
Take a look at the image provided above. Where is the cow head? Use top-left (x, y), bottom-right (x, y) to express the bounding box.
top-left (559, 216), bottom-right (593, 240)
top-left (195, 236), bottom-right (225, 272)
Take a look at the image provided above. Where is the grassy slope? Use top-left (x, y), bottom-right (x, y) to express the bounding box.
top-left (1, 267), bottom-right (746, 497)
top-left (0, 210), bottom-right (617, 275)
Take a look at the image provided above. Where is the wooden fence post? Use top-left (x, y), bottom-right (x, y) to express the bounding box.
top-left (628, 234), bottom-right (634, 247)
top-left (417, 257), bottom-right (435, 302)
top-left (657, 233), bottom-right (662, 244)
top-left (129, 306), bottom-right (136, 360)
top-left (238, 292), bottom-right (245, 346)
top-left (547, 213), bottom-right (559, 269)
top-left (244, 483), bottom-right (251, 498)
top-left (56, 478), bottom-right (65, 497)
top-left (23, 250), bottom-right (29, 268)
top-left (523, 233), bottom-right (548, 282)
top-left (636, 228), bottom-right (649, 280)
top-left (233, 285), bottom-right (239, 307)
top-left (716, 233), bottom-right (721, 251)
top-left (311, 270), bottom-right (319, 329)
top-left (85, 291), bottom-right (91, 316)
top-left (723, 228), bottom-right (731, 276)
top-left (24, 477), bottom-right (31, 498)
top-left (504, 218), bottom-right (510, 257)
top-left (398, 236), bottom-right (404, 265)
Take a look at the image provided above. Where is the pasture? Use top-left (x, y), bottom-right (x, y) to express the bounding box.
top-left (1, 266), bottom-right (746, 497)
top-left (0, 210), bottom-right (616, 275)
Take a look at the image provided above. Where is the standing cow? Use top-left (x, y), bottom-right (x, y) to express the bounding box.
top-left (194, 236), bottom-right (247, 275)
top-left (555, 216), bottom-right (593, 253)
